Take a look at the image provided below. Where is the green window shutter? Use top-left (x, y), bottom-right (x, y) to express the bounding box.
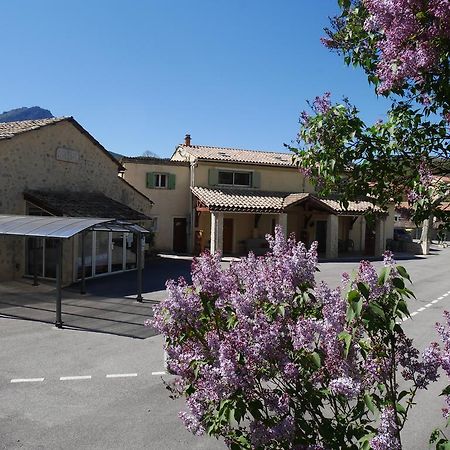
top-left (146, 172), bottom-right (155, 188)
top-left (252, 171), bottom-right (261, 188)
top-left (208, 168), bottom-right (218, 186)
top-left (168, 173), bottom-right (176, 189)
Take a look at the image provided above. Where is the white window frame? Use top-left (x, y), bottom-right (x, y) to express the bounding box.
top-left (217, 170), bottom-right (252, 187)
top-left (154, 173), bottom-right (168, 188)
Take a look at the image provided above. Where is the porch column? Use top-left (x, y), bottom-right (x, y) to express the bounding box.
top-left (210, 211), bottom-right (224, 254)
top-left (375, 218), bottom-right (386, 256)
top-left (360, 217), bottom-right (366, 253)
top-left (277, 213), bottom-right (288, 237)
top-left (326, 214), bottom-right (339, 259)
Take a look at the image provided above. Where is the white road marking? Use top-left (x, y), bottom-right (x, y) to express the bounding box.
top-left (438, 297), bottom-right (444, 300)
top-left (60, 375), bottom-right (92, 381)
top-left (106, 373), bottom-right (138, 378)
top-left (411, 312), bottom-right (418, 317)
top-left (151, 371), bottom-right (166, 376)
top-left (444, 293), bottom-right (449, 297)
top-left (425, 303), bottom-right (433, 308)
top-left (432, 300), bottom-right (439, 304)
top-left (417, 307), bottom-right (426, 312)
top-left (11, 378), bottom-right (44, 383)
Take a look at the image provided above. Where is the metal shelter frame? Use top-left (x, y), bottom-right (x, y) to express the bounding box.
top-left (0, 215), bottom-right (149, 329)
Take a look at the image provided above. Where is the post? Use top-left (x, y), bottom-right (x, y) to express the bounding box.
top-left (80, 231), bottom-right (86, 295)
top-left (55, 239), bottom-right (63, 329)
top-left (210, 212), bottom-right (224, 254)
top-left (277, 213), bottom-right (288, 236)
top-left (136, 232), bottom-right (143, 302)
top-left (33, 238), bottom-right (39, 286)
top-left (326, 214), bottom-right (339, 259)
top-left (360, 216), bottom-right (366, 253)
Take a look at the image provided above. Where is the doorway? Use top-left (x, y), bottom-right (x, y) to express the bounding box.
top-left (173, 218), bottom-right (187, 253)
top-left (315, 220), bottom-right (327, 254)
top-left (223, 218), bottom-right (234, 255)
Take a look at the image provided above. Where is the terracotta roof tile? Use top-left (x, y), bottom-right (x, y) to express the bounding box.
top-left (176, 144), bottom-right (295, 167)
top-left (192, 187), bottom-right (382, 214)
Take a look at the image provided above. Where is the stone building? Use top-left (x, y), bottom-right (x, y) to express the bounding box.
top-left (0, 117), bottom-right (153, 284)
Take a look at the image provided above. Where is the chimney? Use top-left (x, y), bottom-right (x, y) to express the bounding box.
top-left (184, 133), bottom-right (191, 146)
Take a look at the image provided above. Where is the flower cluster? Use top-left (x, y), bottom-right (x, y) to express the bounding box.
top-left (363, 0), bottom-right (450, 93)
top-left (151, 227), bottom-right (441, 449)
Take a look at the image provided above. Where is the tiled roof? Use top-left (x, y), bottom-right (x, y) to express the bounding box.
top-left (122, 156), bottom-right (190, 166)
top-left (0, 117), bottom-right (67, 139)
top-left (192, 187), bottom-right (287, 213)
top-left (24, 190), bottom-right (150, 221)
top-left (175, 144), bottom-right (295, 167)
top-left (192, 187), bottom-right (381, 214)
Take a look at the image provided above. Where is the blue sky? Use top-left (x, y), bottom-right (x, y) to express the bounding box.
top-left (2, 1), bottom-right (391, 157)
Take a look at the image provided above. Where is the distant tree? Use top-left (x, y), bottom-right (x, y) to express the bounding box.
top-left (291, 0), bottom-right (450, 252)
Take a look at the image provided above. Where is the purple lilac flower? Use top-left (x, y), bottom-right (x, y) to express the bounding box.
top-left (329, 377), bottom-right (361, 399)
top-left (371, 406), bottom-right (400, 450)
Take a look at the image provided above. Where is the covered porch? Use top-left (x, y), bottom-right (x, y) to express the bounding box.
top-left (191, 187), bottom-right (389, 258)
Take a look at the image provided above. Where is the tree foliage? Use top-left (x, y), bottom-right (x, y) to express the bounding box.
top-left (291, 0), bottom-right (450, 226)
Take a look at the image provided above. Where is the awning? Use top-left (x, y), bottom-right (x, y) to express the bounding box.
top-left (0, 215), bottom-right (149, 239)
top-left (0, 214), bottom-right (149, 329)
top-left (24, 190), bottom-right (149, 221)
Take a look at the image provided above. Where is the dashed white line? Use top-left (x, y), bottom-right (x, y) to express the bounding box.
top-left (10, 378), bottom-right (44, 383)
top-left (151, 371), bottom-right (166, 376)
top-left (106, 373), bottom-right (138, 378)
top-left (432, 300), bottom-right (439, 304)
top-left (60, 375), bottom-right (92, 381)
top-left (425, 303), bottom-right (433, 308)
top-left (438, 297), bottom-right (444, 300)
top-left (417, 307), bottom-right (426, 312)
top-left (410, 311), bottom-right (419, 317)
top-left (444, 293), bottom-right (449, 297)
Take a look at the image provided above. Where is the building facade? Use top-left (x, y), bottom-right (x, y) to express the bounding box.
top-left (122, 136), bottom-right (394, 258)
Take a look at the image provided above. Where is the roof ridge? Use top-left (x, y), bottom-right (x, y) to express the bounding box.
top-left (180, 143), bottom-right (292, 156)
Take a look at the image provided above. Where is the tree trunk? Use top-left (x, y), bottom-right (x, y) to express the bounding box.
top-left (420, 215), bottom-right (433, 255)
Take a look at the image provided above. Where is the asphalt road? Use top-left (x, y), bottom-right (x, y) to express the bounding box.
top-left (1, 247), bottom-right (450, 449)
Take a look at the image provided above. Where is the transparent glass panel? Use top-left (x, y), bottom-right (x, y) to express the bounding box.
top-left (26, 237), bottom-right (43, 277)
top-left (218, 171), bottom-right (233, 185)
top-left (234, 172), bottom-right (251, 186)
top-left (95, 232), bottom-right (109, 275)
top-left (77, 232), bottom-right (93, 279)
top-left (111, 232), bottom-right (124, 272)
top-left (44, 239), bottom-right (58, 278)
top-left (125, 233), bottom-right (137, 270)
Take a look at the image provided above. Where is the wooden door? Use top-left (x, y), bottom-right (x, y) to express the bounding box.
top-left (173, 218), bottom-right (187, 253)
top-left (223, 218), bottom-right (234, 255)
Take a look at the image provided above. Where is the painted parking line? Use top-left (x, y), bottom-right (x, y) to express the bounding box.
top-left (60, 375), bottom-right (92, 381)
top-left (106, 373), bottom-right (138, 378)
top-left (11, 378), bottom-right (44, 383)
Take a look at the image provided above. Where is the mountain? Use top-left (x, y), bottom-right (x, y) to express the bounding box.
top-left (0, 106), bottom-right (54, 123)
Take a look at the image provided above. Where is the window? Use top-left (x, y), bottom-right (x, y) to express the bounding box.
top-left (146, 172), bottom-right (176, 189)
top-left (218, 170), bottom-right (252, 187)
top-left (154, 173), bottom-right (167, 188)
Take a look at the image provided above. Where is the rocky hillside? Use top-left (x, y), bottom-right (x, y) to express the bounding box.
top-left (0, 106), bottom-right (54, 122)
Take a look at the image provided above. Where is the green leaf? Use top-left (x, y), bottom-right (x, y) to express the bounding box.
top-left (357, 282), bottom-right (370, 300)
top-left (309, 351), bottom-right (322, 369)
top-left (369, 302), bottom-right (386, 320)
top-left (378, 267), bottom-right (390, 285)
top-left (397, 265), bottom-right (411, 282)
top-left (364, 393), bottom-right (376, 414)
top-left (440, 385), bottom-right (450, 396)
top-left (392, 277), bottom-right (405, 290)
top-left (338, 331), bottom-right (352, 357)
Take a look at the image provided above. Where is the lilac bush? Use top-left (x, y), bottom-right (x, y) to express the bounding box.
top-left (152, 227), bottom-right (441, 449)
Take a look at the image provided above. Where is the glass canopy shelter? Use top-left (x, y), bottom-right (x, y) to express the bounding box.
top-left (0, 215), bottom-right (149, 328)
